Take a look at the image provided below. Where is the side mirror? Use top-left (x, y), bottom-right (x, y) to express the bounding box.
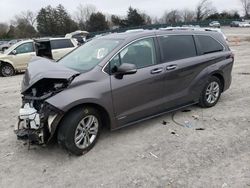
top-left (12, 50), bottom-right (17, 55)
top-left (114, 63), bottom-right (137, 79)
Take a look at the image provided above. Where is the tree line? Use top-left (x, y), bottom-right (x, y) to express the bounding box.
top-left (0, 0), bottom-right (249, 39)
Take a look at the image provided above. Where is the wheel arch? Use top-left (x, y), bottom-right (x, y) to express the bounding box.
top-left (51, 102), bottom-right (111, 141)
top-left (210, 72), bottom-right (225, 92)
top-left (0, 59), bottom-right (15, 68)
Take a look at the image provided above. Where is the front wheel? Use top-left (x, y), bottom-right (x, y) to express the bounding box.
top-left (199, 76), bottom-right (222, 108)
top-left (0, 64), bottom-right (15, 77)
top-left (57, 106), bottom-right (101, 155)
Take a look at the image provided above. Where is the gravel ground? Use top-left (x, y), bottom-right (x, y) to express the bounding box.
top-left (0, 27), bottom-right (250, 188)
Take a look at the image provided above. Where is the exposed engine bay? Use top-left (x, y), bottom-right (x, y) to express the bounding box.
top-left (15, 79), bottom-right (68, 145)
top-left (15, 58), bottom-right (80, 146)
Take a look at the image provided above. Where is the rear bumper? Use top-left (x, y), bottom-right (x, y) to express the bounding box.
top-left (222, 60), bottom-right (234, 92)
top-left (223, 74), bottom-right (232, 92)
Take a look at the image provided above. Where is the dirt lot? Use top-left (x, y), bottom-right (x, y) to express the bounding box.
top-left (0, 27), bottom-right (250, 188)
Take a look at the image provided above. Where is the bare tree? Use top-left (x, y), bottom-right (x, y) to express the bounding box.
top-left (104, 13), bottom-right (114, 28)
top-left (9, 10), bottom-right (38, 38)
top-left (182, 9), bottom-right (196, 22)
top-left (0, 23), bottom-right (9, 36)
top-left (151, 16), bottom-right (161, 24)
top-left (240, 0), bottom-right (250, 18)
top-left (141, 13), bottom-right (152, 25)
top-left (15, 10), bottom-right (37, 27)
top-left (195, 0), bottom-right (215, 21)
top-left (74, 4), bottom-right (97, 26)
top-left (162, 10), bottom-right (182, 24)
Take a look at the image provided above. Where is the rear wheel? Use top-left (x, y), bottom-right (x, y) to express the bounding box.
top-left (57, 106), bottom-right (101, 155)
top-left (0, 63), bottom-right (15, 77)
top-left (199, 76), bottom-right (222, 108)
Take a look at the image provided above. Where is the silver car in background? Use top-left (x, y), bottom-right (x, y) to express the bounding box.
top-left (0, 39), bottom-right (22, 51)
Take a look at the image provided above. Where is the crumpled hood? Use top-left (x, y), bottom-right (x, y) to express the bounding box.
top-left (21, 57), bottom-right (79, 93)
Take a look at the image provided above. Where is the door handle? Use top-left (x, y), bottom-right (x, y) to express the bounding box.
top-left (151, 68), bottom-right (163, 74)
top-left (166, 65), bottom-right (177, 71)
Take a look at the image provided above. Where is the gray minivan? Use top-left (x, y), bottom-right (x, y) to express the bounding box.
top-left (16, 29), bottom-right (234, 155)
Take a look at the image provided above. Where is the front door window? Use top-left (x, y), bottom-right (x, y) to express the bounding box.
top-left (110, 38), bottom-right (156, 73)
top-left (15, 43), bottom-right (34, 54)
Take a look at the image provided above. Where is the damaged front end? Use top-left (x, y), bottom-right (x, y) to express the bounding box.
top-left (15, 58), bottom-right (79, 145)
top-left (15, 82), bottom-right (65, 145)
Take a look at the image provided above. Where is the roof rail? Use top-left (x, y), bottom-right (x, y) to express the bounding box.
top-left (94, 32), bottom-right (112, 38)
top-left (158, 26), bottom-right (226, 40)
top-left (125, 29), bottom-right (144, 33)
top-left (159, 26), bottom-right (222, 31)
top-left (159, 27), bottom-right (197, 31)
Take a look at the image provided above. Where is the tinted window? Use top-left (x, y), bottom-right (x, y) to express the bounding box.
top-left (15, 42), bottom-right (34, 54)
top-left (109, 38), bottom-right (156, 71)
top-left (197, 35), bottom-right (224, 54)
top-left (158, 35), bottom-right (197, 62)
top-left (51, 39), bottom-right (74, 49)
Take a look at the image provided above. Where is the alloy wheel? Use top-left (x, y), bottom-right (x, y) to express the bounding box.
top-left (1, 65), bottom-right (14, 77)
top-left (74, 115), bottom-right (99, 149)
top-left (205, 81), bottom-right (220, 104)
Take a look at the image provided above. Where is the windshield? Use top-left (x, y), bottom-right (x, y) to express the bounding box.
top-left (59, 38), bottom-right (122, 72)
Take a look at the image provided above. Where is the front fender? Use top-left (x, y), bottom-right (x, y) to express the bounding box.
top-left (0, 59), bottom-right (15, 68)
top-left (46, 85), bottom-right (112, 113)
top-left (45, 74), bottom-right (117, 128)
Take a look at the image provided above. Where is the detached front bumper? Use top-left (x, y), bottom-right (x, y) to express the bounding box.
top-left (15, 103), bottom-right (63, 144)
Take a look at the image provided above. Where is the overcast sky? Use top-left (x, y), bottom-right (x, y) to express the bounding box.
top-left (0, 0), bottom-right (242, 23)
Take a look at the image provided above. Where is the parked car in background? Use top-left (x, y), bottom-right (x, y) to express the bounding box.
top-left (35, 38), bottom-right (78, 60)
top-left (0, 39), bottom-right (22, 51)
top-left (0, 40), bottom-right (35, 76)
top-left (65, 30), bottom-right (89, 45)
top-left (209, 21), bottom-right (220, 28)
top-left (230, 21), bottom-right (240, 27)
top-left (238, 22), bottom-right (250, 27)
top-left (16, 29), bottom-right (234, 155)
top-left (0, 40), bottom-right (8, 46)
top-left (0, 38), bottom-right (77, 76)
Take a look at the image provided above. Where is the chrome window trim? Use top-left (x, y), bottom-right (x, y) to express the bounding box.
top-left (156, 33), bottom-right (226, 51)
top-left (193, 34), bottom-right (226, 51)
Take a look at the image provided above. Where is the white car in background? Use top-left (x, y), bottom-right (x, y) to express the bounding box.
top-left (0, 38), bottom-right (77, 76)
top-left (238, 22), bottom-right (250, 27)
top-left (209, 21), bottom-right (221, 28)
top-left (35, 38), bottom-right (78, 60)
top-left (65, 30), bottom-right (89, 45)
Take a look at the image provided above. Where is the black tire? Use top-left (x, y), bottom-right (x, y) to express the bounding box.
top-left (199, 76), bottom-right (222, 108)
top-left (0, 63), bottom-right (15, 77)
top-left (57, 106), bottom-right (102, 155)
